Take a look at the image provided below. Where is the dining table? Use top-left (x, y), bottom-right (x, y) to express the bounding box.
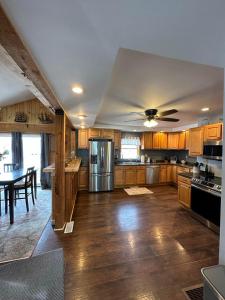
top-left (0, 168), bottom-right (37, 224)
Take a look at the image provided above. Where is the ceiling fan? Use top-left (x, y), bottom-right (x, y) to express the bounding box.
top-left (125, 108), bottom-right (179, 127)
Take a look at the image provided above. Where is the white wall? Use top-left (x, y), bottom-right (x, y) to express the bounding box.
top-left (219, 78), bottom-right (225, 264)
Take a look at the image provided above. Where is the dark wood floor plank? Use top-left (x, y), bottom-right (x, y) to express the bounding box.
top-left (33, 186), bottom-right (219, 300)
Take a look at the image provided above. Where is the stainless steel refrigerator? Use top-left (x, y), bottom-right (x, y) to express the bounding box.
top-left (89, 139), bottom-right (114, 192)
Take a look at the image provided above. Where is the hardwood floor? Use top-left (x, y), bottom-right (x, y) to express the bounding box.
top-left (33, 185), bottom-right (219, 300)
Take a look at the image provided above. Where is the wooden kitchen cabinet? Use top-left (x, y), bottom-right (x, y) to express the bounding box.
top-left (136, 166), bottom-right (146, 185)
top-left (160, 132), bottom-right (168, 149)
top-left (78, 129), bottom-right (88, 149)
top-left (189, 127), bottom-right (203, 156)
top-left (78, 166), bottom-right (89, 190)
top-left (88, 128), bottom-right (101, 138)
top-left (178, 132), bottom-right (186, 149)
top-left (159, 165), bottom-right (167, 183)
top-left (125, 167), bottom-right (137, 185)
top-left (167, 133), bottom-right (179, 149)
top-left (204, 123), bottom-right (222, 140)
top-left (185, 130), bottom-right (190, 150)
top-left (178, 175), bottom-right (191, 208)
top-left (171, 165), bottom-right (177, 183)
top-left (153, 132), bottom-right (160, 149)
top-left (101, 129), bottom-right (114, 139)
top-left (114, 130), bottom-right (121, 149)
top-left (166, 165), bottom-right (172, 182)
top-left (114, 166), bottom-right (125, 186)
top-left (141, 132), bottom-right (153, 149)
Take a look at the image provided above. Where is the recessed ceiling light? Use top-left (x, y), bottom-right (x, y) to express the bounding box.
top-left (78, 114), bottom-right (87, 119)
top-left (201, 107), bottom-right (209, 112)
top-left (80, 124), bottom-right (85, 129)
top-left (72, 85), bottom-right (83, 94)
top-left (133, 129), bottom-right (137, 132)
top-left (182, 130), bottom-right (186, 132)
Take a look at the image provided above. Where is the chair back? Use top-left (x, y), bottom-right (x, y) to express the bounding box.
top-left (4, 163), bottom-right (17, 172)
top-left (25, 167), bottom-right (35, 186)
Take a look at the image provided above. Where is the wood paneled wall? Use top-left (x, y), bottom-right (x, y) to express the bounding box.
top-left (0, 98), bottom-right (55, 134)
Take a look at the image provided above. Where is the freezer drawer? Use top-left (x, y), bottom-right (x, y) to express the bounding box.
top-left (89, 173), bottom-right (114, 192)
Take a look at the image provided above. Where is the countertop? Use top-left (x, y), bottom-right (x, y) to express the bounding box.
top-left (115, 162), bottom-right (193, 168)
top-left (43, 158), bottom-right (81, 173)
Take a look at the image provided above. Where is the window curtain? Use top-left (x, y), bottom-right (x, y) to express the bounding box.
top-left (121, 132), bottom-right (141, 146)
top-left (40, 133), bottom-right (51, 189)
top-left (11, 132), bottom-right (23, 169)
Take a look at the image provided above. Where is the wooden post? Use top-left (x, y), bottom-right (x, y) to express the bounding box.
top-left (54, 109), bottom-right (66, 229)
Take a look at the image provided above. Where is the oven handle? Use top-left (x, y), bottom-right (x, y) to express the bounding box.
top-left (191, 184), bottom-right (221, 198)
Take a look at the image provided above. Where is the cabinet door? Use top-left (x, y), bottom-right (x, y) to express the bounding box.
top-left (171, 165), bottom-right (177, 183)
top-left (185, 130), bottom-right (190, 150)
top-left (79, 167), bottom-right (89, 190)
top-left (168, 133), bottom-right (179, 149)
top-left (78, 129), bottom-right (88, 149)
top-left (141, 132), bottom-right (153, 149)
top-left (166, 165), bottom-right (172, 182)
top-left (114, 167), bottom-right (125, 186)
top-left (88, 128), bottom-right (101, 138)
top-left (101, 129), bottom-right (115, 139)
top-left (114, 131), bottom-right (121, 149)
top-left (125, 168), bottom-right (137, 185)
top-left (178, 181), bottom-right (191, 208)
top-left (204, 123), bottom-right (222, 140)
top-left (153, 132), bottom-right (160, 149)
top-left (189, 127), bottom-right (203, 156)
top-left (160, 133), bottom-right (168, 149)
top-left (178, 132), bottom-right (186, 149)
top-left (159, 166), bottom-right (167, 183)
top-left (136, 167), bottom-right (146, 185)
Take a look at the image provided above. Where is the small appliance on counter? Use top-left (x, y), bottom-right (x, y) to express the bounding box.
top-left (141, 155), bottom-right (145, 163)
top-left (170, 156), bottom-right (177, 164)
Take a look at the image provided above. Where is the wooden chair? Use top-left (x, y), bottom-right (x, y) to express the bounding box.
top-left (5, 167), bottom-right (35, 213)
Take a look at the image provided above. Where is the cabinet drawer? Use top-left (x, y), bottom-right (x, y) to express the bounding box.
top-left (178, 175), bottom-right (191, 185)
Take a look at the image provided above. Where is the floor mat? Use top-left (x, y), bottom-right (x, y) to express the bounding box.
top-left (183, 284), bottom-right (203, 300)
top-left (0, 188), bottom-right (51, 263)
top-left (124, 187), bottom-right (154, 195)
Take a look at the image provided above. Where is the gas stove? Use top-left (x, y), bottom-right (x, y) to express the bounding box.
top-left (191, 177), bottom-right (222, 194)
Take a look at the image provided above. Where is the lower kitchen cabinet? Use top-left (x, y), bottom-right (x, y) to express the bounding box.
top-left (178, 175), bottom-right (191, 208)
top-left (78, 166), bottom-right (89, 190)
top-left (136, 167), bottom-right (146, 185)
top-left (166, 165), bottom-right (172, 182)
top-left (114, 167), bottom-right (125, 186)
top-left (125, 167), bottom-right (137, 185)
top-left (159, 166), bottom-right (167, 183)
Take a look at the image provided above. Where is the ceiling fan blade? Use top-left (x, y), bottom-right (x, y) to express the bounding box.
top-left (124, 118), bottom-right (146, 122)
top-left (156, 117), bottom-right (180, 122)
top-left (158, 109), bottom-right (178, 117)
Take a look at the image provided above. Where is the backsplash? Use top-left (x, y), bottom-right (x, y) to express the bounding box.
top-left (197, 156), bottom-right (222, 177)
top-left (140, 149), bottom-right (189, 162)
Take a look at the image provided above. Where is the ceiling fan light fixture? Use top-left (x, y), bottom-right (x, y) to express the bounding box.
top-left (144, 119), bottom-right (158, 128)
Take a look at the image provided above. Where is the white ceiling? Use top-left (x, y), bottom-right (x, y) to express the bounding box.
top-left (0, 53), bottom-right (33, 107)
top-left (1, 0), bottom-right (225, 130)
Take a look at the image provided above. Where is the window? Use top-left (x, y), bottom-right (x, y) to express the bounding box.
top-left (0, 133), bottom-right (12, 172)
top-left (120, 135), bottom-right (140, 160)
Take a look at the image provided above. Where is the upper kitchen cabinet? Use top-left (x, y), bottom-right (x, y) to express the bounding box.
top-left (167, 133), bottom-right (179, 149)
top-left (185, 130), bottom-right (190, 150)
top-left (141, 132), bottom-right (153, 149)
top-left (204, 123), bottom-right (222, 141)
top-left (160, 132), bottom-right (168, 149)
top-left (189, 127), bottom-right (203, 156)
top-left (78, 129), bottom-right (89, 149)
top-left (101, 129), bottom-right (114, 139)
top-left (88, 128), bottom-right (101, 138)
top-left (178, 131), bottom-right (186, 149)
top-left (152, 132), bottom-right (160, 149)
top-left (114, 130), bottom-right (121, 149)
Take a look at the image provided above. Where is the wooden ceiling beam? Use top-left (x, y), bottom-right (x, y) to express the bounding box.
top-left (0, 5), bottom-right (61, 111)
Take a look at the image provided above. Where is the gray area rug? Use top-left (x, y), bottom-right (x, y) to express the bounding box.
top-left (0, 248), bottom-right (64, 300)
top-left (0, 188), bottom-right (51, 263)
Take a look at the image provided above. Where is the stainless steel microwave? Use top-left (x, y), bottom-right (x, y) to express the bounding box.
top-left (203, 140), bottom-right (223, 161)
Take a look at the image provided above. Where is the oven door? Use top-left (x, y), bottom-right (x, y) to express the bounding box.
top-left (191, 184), bottom-right (221, 227)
